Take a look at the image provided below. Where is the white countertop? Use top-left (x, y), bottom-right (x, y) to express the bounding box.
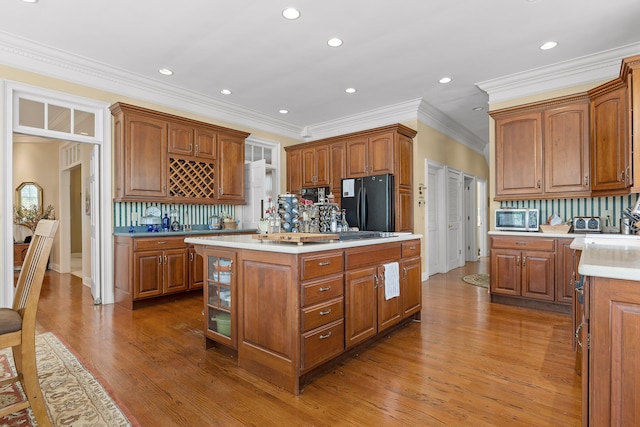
top-left (489, 230), bottom-right (583, 239)
top-left (185, 233), bottom-right (422, 254)
top-left (576, 234), bottom-right (640, 281)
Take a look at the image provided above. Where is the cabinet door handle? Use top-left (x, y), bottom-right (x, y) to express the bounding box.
top-left (189, 253), bottom-right (194, 262)
top-left (319, 309), bottom-right (332, 316)
top-left (164, 255), bottom-right (168, 264)
top-left (575, 322), bottom-right (583, 348)
top-left (537, 180), bottom-right (541, 189)
top-left (158, 255), bottom-right (163, 264)
top-left (319, 286), bottom-right (331, 292)
top-left (319, 332), bottom-right (332, 340)
top-left (584, 175), bottom-right (589, 186)
top-left (189, 143), bottom-right (193, 151)
top-left (318, 261), bottom-right (331, 266)
top-left (516, 256), bottom-right (520, 267)
top-left (195, 144), bottom-right (199, 153)
top-left (403, 267), bottom-right (407, 278)
top-left (373, 274), bottom-right (378, 288)
top-left (522, 256), bottom-right (526, 267)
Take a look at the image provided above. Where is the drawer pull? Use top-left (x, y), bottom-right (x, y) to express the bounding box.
top-left (516, 242), bottom-right (527, 245)
top-left (318, 261), bottom-right (331, 266)
top-left (319, 309), bottom-right (332, 316)
top-left (319, 286), bottom-right (331, 292)
top-left (409, 246), bottom-right (416, 250)
top-left (319, 332), bottom-right (332, 340)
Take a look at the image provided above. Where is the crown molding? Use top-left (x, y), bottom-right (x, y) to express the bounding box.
top-left (0, 31), bottom-right (303, 140)
top-left (477, 42), bottom-right (640, 104)
top-left (0, 31), bottom-right (485, 152)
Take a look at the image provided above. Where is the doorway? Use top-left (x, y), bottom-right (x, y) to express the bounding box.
top-left (69, 165), bottom-right (83, 278)
top-left (2, 81), bottom-right (113, 307)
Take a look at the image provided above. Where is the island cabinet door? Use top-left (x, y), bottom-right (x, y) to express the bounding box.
top-left (345, 267), bottom-right (378, 348)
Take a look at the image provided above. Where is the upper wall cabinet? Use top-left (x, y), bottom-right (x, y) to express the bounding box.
top-left (588, 80), bottom-right (630, 194)
top-left (284, 124), bottom-right (416, 232)
top-left (623, 55), bottom-right (640, 194)
top-left (492, 95), bottom-right (591, 200)
top-left (111, 103), bottom-right (249, 204)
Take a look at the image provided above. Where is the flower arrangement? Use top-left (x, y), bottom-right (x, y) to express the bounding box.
top-left (14, 204), bottom-right (56, 232)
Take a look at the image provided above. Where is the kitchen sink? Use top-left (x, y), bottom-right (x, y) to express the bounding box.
top-left (338, 231), bottom-right (394, 240)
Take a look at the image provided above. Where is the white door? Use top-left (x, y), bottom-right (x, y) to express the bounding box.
top-left (426, 160), bottom-right (446, 277)
top-left (89, 146), bottom-right (101, 303)
top-left (241, 160), bottom-right (266, 230)
top-left (446, 168), bottom-right (464, 271)
top-left (463, 175), bottom-right (478, 262)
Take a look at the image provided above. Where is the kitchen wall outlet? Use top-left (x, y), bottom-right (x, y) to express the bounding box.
top-left (602, 209), bottom-right (613, 226)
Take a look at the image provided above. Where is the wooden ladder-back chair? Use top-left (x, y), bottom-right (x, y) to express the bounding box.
top-left (0, 219), bottom-right (58, 426)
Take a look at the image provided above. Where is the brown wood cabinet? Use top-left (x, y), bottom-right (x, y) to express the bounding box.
top-left (203, 249), bottom-right (237, 349)
top-left (556, 238), bottom-right (576, 304)
top-left (492, 96), bottom-right (590, 200)
top-left (344, 242), bottom-right (403, 348)
top-left (110, 103), bottom-right (249, 204)
top-left (286, 148), bottom-right (303, 196)
top-left (302, 145), bottom-right (329, 187)
top-left (623, 55), bottom-right (640, 193)
top-left (112, 107), bottom-right (168, 199)
top-left (589, 81), bottom-right (630, 194)
top-left (13, 243), bottom-right (30, 268)
top-left (114, 235), bottom-right (206, 309)
top-left (168, 122), bottom-right (217, 160)
top-left (490, 236), bottom-right (555, 301)
top-left (193, 237), bottom-right (421, 394)
top-left (284, 124), bottom-right (416, 232)
top-left (329, 141), bottom-right (345, 198)
top-left (582, 276), bottom-right (640, 425)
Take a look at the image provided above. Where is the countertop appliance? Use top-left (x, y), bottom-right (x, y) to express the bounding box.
top-left (572, 216), bottom-right (602, 233)
top-left (495, 208), bottom-right (540, 232)
top-left (301, 186), bottom-right (329, 204)
top-left (341, 174), bottom-right (394, 232)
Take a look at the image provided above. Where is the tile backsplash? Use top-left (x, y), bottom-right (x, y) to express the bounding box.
top-left (113, 202), bottom-right (236, 228)
top-left (500, 194), bottom-right (640, 227)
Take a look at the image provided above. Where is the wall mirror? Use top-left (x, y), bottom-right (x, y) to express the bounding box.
top-left (16, 181), bottom-right (43, 214)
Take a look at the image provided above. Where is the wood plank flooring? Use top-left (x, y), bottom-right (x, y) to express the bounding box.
top-left (34, 258), bottom-right (581, 426)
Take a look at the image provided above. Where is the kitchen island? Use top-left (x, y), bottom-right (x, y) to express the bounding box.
top-left (185, 233), bottom-right (423, 394)
top-left (573, 234), bottom-right (640, 426)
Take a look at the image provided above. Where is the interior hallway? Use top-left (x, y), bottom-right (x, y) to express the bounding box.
top-left (33, 258), bottom-right (581, 426)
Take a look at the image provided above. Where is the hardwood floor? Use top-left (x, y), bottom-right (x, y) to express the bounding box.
top-left (35, 258), bottom-right (581, 426)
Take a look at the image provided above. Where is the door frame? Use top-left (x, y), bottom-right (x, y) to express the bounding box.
top-left (463, 174), bottom-right (478, 262)
top-left (425, 159), bottom-right (447, 277)
top-left (1, 81), bottom-right (113, 306)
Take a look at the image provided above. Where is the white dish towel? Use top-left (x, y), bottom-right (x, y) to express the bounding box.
top-left (383, 262), bottom-right (400, 300)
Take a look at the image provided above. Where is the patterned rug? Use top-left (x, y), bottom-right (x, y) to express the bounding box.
top-left (462, 273), bottom-right (489, 288)
top-left (0, 332), bottom-right (134, 426)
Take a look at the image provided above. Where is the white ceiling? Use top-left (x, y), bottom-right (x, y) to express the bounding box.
top-left (2, 0), bottom-right (640, 154)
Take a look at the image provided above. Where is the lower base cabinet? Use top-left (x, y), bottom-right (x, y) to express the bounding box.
top-left (490, 235), bottom-right (574, 311)
top-left (114, 235), bottom-right (206, 309)
top-left (194, 238), bottom-right (422, 394)
top-left (582, 276), bottom-right (640, 425)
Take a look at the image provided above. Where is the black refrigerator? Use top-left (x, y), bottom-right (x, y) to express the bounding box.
top-left (340, 174), bottom-right (394, 232)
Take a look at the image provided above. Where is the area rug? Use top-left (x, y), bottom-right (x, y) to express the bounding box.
top-left (462, 273), bottom-right (489, 288)
top-left (0, 332), bottom-right (134, 426)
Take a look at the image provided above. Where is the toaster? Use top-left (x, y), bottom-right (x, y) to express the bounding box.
top-left (572, 216), bottom-right (602, 233)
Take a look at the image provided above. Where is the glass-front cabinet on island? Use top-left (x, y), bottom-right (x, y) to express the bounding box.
top-left (204, 250), bottom-right (236, 349)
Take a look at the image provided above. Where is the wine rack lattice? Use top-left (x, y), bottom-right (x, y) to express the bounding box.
top-left (169, 157), bottom-right (216, 199)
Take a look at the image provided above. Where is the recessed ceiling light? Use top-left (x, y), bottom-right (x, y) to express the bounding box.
top-left (158, 68), bottom-right (173, 76)
top-left (540, 41), bottom-right (558, 50)
top-left (23, 0), bottom-right (38, 3)
top-left (282, 8), bottom-right (301, 20)
top-left (439, 77), bottom-right (452, 84)
top-left (327, 38), bottom-right (343, 48)
top-left (220, 89), bottom-right (232, 95)
top-left (345, 88), bottom-right (357, 94)
top-left (279, 109), bottom-right (289, 114)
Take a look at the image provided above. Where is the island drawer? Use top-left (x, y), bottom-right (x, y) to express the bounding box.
top-left (301, 297), bottom-right (344, 332)
top-left (402, 240), bottom-right (421, 258)
top-left (490, 236), bottom-right (555, 252)
top-left (300, 251), bottom-right (344, 281)
top-left (134, 237), bottom-right (187, 251)
top-left (345, 242), bottom-right (401, 270)
top-left (301, 319), bottom-right (345, 371)
top-left (301, 275), bottom-right (344, 307)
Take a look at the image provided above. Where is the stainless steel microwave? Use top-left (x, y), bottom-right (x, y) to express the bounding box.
top-left (495, 208), bottom-right (540, 232)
